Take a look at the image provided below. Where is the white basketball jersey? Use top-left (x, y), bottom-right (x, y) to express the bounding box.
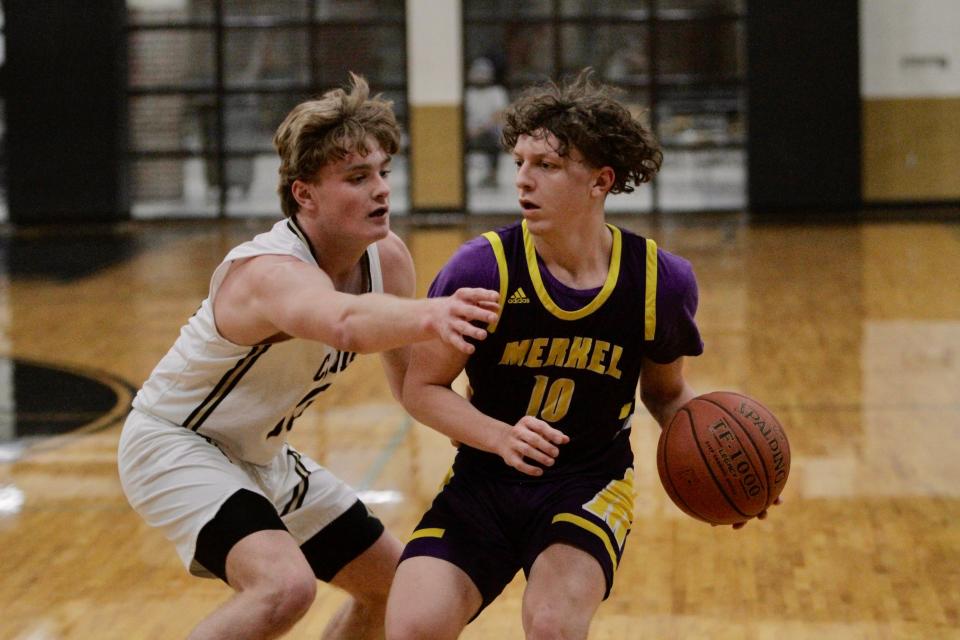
top-left (132, 217), bottom-right (383, 465)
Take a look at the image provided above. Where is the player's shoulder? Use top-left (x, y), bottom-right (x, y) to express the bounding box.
top-left (371, 232), bottom-right (415, 297)
top-left (374, 230), bottom-right (414, 270)
top-left (656, 245), bottom-right (697, 290)
top-left (614, 226), bottom-right (698, 296)
top-left (654, 245), bottom-right (699, 318)
top-left (428, 229), bottom-right (504, 297)
top-left (459, 231), bottom-right (501, 259)
top-left (616, 226), bottom-right (692, 271)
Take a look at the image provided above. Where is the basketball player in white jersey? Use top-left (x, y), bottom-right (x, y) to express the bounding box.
top-left (117, 74), bottom-right (499, 640)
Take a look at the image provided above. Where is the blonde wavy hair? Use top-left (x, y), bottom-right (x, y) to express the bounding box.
top-left (273, 73), bottom-right (401, 217)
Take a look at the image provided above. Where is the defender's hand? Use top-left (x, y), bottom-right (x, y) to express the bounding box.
top-left (496, 416), bottom-right (570, 476)
top-left (427, 288), bottom-right (499, 354)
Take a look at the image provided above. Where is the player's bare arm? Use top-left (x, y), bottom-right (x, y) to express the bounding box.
top-left (213, 246), bottom-right (499, 354)
top-left (377, 232), bottom-right (417, 401)
top-left (402, 338), bottom-right (569, 476)
top-left (639, 356), bottom-right (696, 429)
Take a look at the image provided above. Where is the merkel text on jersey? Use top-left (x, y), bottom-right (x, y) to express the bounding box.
top-left (498, 336), bottom-right (624, 380)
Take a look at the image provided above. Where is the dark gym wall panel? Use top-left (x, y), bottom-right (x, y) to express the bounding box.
top-left (746, 1), bottom-right (861, 212)
top-left (6, 1), bottom-right (128, 223)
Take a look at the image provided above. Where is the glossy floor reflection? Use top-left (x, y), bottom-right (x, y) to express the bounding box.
top-left (0, 215), bottom-right (958, 639)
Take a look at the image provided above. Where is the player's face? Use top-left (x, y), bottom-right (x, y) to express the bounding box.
top-left (512, 132), bottom-right (602, 231)
top-left (305, 138), bottom-right (392, 242)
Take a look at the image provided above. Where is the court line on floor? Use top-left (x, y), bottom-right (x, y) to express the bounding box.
top-left (356, 414), bottom-right (414, 493)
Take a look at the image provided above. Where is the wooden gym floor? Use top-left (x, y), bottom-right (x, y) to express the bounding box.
top-left (0, 213), bottom-right (958, 639)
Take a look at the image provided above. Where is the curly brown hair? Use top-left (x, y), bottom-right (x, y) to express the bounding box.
top-left (273, 73), bottom-right (401, 217)
top-left (501, 68), bottom-right (662, 194)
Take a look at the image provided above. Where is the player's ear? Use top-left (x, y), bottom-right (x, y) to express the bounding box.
top-left (591, 166), bottom-right (615, 196)
top-left (291, 179), bottom-right (315, 211)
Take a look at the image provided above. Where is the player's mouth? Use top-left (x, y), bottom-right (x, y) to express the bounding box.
top-left (519, 198), bottom-right (540, 212)
top-left (368, 206), bottom-right (389, 218)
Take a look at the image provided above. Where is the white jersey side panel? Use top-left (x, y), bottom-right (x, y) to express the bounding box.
top-left (133, 218), bottom-right (384, 465)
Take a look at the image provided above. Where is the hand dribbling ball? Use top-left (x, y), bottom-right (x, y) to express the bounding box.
top-left (657, 391), bottom-right (790, 525)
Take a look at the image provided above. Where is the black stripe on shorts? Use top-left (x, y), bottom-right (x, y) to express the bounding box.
top-left (193, 488), bottom-right (287, 583)
top-left (300, 500), bottom-right (384, 582)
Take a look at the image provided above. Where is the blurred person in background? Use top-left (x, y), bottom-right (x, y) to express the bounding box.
top-left (465, 56), bottom-right (510, 188)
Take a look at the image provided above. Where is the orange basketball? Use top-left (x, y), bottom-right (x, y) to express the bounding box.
top-left (656, 391), bottom-right (790, 525)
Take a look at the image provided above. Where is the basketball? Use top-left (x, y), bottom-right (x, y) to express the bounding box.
top-left (657, 391), bottom-right (790, 525)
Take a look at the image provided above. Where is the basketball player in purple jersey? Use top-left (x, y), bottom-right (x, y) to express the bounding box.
top-left (385, 70), bottom-right (706, 639)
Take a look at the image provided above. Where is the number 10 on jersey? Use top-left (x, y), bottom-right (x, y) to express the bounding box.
top-left (526, 375), bottom-right (575, 422)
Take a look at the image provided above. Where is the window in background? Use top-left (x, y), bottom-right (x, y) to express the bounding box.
top-left (463, 0), bottom-right (746, 214)
top-left (127, 0), bottom-right (407, 219)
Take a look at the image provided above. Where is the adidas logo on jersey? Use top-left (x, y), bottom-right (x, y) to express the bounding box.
top-left (507, 287), bottom-right (530, 304)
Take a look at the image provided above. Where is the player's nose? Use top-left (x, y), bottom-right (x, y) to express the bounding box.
top-left (373, 172), bottom-right (390, 200)
top-left (515, 161), bottom-right (534, 190)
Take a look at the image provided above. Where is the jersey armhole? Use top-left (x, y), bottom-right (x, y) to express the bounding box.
top-left (644, 238), bottom-right (658, 341)
top-left (366, 243), bottom-right (383, 294)
top-left (482, 231), bottom-right (509, 334)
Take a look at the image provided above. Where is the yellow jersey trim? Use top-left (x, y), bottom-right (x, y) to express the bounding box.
top-left (409, 527), bottom-right (445, 542)
top-left (482, 231), bottom-right (509, 333)
top-left (644, 238), bottom-right (658, 341)
top-left (522, 220), bottom-right (622, 321)
top-left (552, 513), bottom-right (619, 569)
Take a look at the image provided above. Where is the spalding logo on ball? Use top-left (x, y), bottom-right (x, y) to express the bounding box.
top-left (657, 391), bottom-right (790, 526)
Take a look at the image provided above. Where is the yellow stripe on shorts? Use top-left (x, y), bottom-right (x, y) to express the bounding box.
top-left (551, 513), bottom-right (619, 570)
top-left (408, 527), bottom-right (445, 542)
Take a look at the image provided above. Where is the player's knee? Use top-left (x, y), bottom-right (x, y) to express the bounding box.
top-left (250, 571), bottom-right (317, 628)
top-left (386, 614), bottom-right (451, 640)
top-left (524, 604), bottom-right (586, 640)
top-left (350, 584), bottom-right (389, 623)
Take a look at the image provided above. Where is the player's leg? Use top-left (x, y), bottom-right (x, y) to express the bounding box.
top-left (521, 543), bottom-right (606, 640)
top-left (385, 470), bottom-right (519, 640)
top-left (519, 452), bottom-right (636, 640)
top-left (386, 556), bottom-right (483, 640)
top-left (321, 529), bottom-right (402, 640)
top-left (279, 448), bottom-right (401, 640)
top-left (190, 521), bottom-right (317, 640)
top-left (118, 412), bottom-right (315, 638)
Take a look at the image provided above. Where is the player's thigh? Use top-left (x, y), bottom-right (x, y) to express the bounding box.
top-left (397, 472), bottom-right (521, 614)
top-left (523, 463), bottom-right (636, 600)
top-left (117, 409), bottom-right (264, 575)
top-left (386, 556), bottom-right (482, 640)
top-left (224, 528), bottom-right (315, 593)
top-left (270, 447), bottom-right (391, 584)
top-left (523, 542), bottom-right (606, 632)
top-left (327, 528), bottom-right (402, 601)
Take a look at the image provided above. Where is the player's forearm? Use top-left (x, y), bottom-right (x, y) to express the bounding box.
top-left (268, 289), bottom-right (430, 354)
top-left (330, 293), bottom-right (436, 354)
top-left (402, 382), bottom-right (507, 454)
top-left (642, 381), bottom-right (696, 429)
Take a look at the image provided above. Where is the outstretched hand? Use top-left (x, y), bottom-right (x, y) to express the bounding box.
top-left (496, 415), bottom-right (570, 476)
top-left (428, 287), bottom-right (500, 354)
